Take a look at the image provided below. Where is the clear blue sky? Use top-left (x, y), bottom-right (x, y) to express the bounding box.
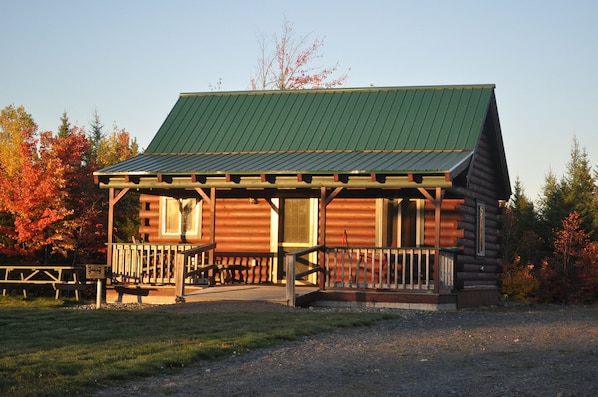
top-left (2, 0), bottom-right (597, 199)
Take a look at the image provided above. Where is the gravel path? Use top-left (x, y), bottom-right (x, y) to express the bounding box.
top-left (95, 303), bottom-right (598, 397)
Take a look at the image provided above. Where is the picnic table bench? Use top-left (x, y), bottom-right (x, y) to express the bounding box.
top-left (0, 265), bottom-right (89, 301)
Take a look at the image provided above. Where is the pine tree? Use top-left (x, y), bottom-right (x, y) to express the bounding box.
top-left (88, 108), bottom-right (104, 162)
top-left (57, 111), bottom-right (70, 138)
top-left (560, 137), bottom-right (597, 238)
top-left (537, 170), bottom-right (566, 255)
top-left (503, 178), bottom-right (540, 264)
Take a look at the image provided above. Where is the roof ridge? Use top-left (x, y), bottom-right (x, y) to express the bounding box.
top-left (144, 149), bottom-right (471, 156)
top-left (179, 84), bottom-right (496, 97)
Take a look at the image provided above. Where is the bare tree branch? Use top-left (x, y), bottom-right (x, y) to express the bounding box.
top-left (251, 18), bottom-right (349, 90)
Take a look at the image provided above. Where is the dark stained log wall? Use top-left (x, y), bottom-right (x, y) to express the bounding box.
top-left (453, 116), bottom-right (507, 289)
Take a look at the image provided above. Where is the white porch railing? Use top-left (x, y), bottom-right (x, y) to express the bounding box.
top-left (324, 246), bottom-right (456, 291)
top-left (109, 243), bottom-right (275, 286)
top-left (110, 243), bottom-right (199, 284)
top-left (110, 243), bottom-right (456, 294)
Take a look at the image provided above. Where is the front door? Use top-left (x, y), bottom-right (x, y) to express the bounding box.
top-left (279, 198), bottom-right (317, 283)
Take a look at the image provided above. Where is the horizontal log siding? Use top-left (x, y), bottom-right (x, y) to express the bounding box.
top-left (454, 121), bottom-right (505, 288)
top-left (214, 199), bottom-right (271, 252)
top-left (325, 198), bottom-right (377, 246)
top-left (139, 195), bottom-right (271, 252)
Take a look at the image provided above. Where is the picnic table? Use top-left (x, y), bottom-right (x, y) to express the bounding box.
top-left (0, 265), bottom-right (88, 300)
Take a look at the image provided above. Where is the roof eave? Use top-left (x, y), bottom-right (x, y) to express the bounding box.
top-left (95, 172), bottom-right (455, 190)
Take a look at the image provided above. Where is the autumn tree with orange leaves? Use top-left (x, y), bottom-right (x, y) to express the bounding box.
top-left (251, 18), bottom-right (349, 90)
top-left (0, 125), bottom-right (85, 262)
top-left (0, 106), bottom-right (139, 264)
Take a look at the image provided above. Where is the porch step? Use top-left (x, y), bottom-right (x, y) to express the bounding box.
top-left (305, 289), bottom-right (457, 311)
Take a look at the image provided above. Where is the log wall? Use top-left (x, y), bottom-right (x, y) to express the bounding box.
top-left (453, 116), bottom-right (506, 289)
top-left (139, 195), bottom-right (272, 252)
top-left (423, 199), bottom-right (465, 248)
top-left (139, 196), bottom-right (466, 253)
top-left (325, 198), bottom-right (377, 246)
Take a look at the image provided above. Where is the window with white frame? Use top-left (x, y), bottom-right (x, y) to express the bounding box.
top-left (160, 197), bottom-right (201, 238)
top-left (377, 198), bottom-right (424, 247)
top-left (476, 201), bottom-right (486, 256)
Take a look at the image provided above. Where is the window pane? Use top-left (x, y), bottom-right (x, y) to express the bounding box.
top-left (180, 198), bottom-right (197, 234)
top-left (165, 198), bottom-right (180, 234)
top-left (284, 199), bottom-right (310, 243)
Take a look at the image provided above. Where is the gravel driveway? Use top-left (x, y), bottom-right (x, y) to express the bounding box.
top-left (95, 303), bottom-right (598, 397)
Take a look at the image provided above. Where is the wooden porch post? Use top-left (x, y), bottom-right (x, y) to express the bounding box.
top-left (107, 188), bottom-right (129, 268)
top-left (418, 187), bottom-right (444, 294)
top-left (318, 188), bottom-right (327, 290)
top-left (433, 187), bottom-right (442, 294)
top-left (195, 187), bottom-right (216, 264)
top-left (209, 188), bottom-right (216, 264)
top-left (318, 187), bottom-right (342, 290)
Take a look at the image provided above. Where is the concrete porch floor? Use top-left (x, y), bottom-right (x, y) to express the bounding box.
top-left (184, 284), bottom-right (320, 305)
top-left (106, 283), bottom-right (319, 306)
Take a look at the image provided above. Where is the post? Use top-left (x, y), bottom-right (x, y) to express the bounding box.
top-left (318, 187), bottom-right (327, 290)
top-left (286, 254), bottom-right (296, 307)
top-left (174, 252), bottom-right (186, 302)
top-left (107, 188), bottom-right (129, 269)
top-left (433, 187), bottom-right (442, 294)
top-left (96, 279), bottom-right (102, 309)
top-left (418, 187), bottom-right (444, 294)
top-left (86, 264), bottom-right (106, 309)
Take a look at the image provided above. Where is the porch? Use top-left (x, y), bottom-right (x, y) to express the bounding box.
top-left (106, 243), bottom-right (458, 310)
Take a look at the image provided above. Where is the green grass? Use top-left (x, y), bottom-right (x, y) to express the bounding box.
top-left (0, 296), bottom-right (394, 396)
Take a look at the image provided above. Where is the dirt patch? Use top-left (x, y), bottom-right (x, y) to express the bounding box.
top-left (94, 302), bottom-right (598, 396)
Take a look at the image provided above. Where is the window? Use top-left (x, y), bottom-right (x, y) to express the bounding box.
top-left (476, 201), bottom-right (486, 256)
top-left (380, 199), bottom-right (424, 247)
top-left (160, 197), bottom-right (201, 239)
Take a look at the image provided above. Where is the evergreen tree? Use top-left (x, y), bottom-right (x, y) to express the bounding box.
top-left (560, 137), bottom-right (597, 238)
top-left (88, 108), bottom-right (104, 162)
top-left (503, 178), bottom-right (540, 264)
top-left (57, 111), bottom-right (70, 138)
top-left (537, 170), bottom-right (566, 256)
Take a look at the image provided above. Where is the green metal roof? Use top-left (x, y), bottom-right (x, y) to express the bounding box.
top-left (144, 85), bottom-right (493, 154)
top-left (97, 150), bottom-right (473, 176)
top-left (95, 84), bottom-right (508, 192)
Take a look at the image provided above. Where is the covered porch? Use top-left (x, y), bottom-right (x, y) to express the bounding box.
top-left (106, 241), bottom-right (458, 310)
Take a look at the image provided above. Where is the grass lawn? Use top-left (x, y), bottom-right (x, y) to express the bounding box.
top-left (0, 296), bottom-right (394, 396)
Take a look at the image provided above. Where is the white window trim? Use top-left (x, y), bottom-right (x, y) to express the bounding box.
top-left (397, 198), bottom-right (425, 247)
top-left (159, 196), bottom-right (202, 238)
top-left (375, 198), bottom-right (424, 247)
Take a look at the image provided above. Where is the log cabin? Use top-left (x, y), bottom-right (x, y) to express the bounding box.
top-left (94, 84), bottom-right (511, 309)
